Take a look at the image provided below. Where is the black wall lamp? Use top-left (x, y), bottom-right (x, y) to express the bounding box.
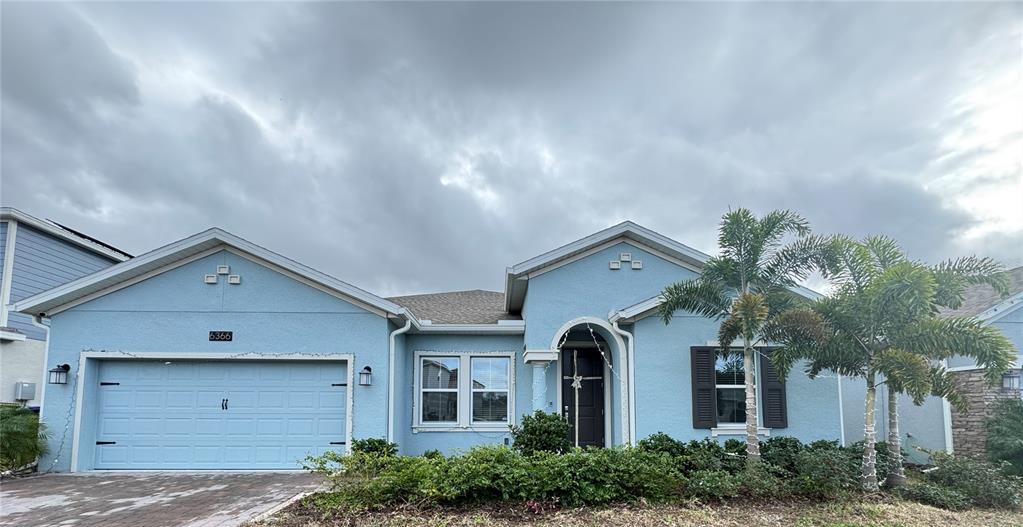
top-left (48, 364), bottom-right (71, 385)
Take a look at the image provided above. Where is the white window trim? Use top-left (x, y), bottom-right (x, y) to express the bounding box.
top-left (413, 350), bottom-right (515, 432)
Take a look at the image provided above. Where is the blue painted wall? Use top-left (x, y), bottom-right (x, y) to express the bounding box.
top-left (8, 224), bottom-right (119, 339)
top-left (39, 250), bottom-right (391, 472)
top-left (397, 333), bottom-right (525, 455)
top-left (633, 312), bottom-right (844, 444)
top-left (841, 377), bottom-right (946, 464)
top-left (521, 241), bottom-right (700, 445)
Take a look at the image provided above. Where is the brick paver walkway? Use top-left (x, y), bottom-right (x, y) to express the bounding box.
top-left (0, 472), bottom-right (323, 527)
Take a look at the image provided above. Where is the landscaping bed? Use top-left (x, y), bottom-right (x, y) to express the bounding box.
top-left (249, 497), bottom-right (1023, 527)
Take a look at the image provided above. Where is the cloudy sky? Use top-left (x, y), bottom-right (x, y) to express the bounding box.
top-left (2, 2), bottom-right (1020, 296)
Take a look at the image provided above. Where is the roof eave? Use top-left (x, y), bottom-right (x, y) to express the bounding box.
top-left (12, 227), bottom-right (408, 319)
top-left (1, 207), bottom-right (131, 262)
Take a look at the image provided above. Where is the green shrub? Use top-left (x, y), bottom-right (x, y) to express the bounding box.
top-left (923, 451), bottom-right (1022, 509)
top-left (685, 469), bottom-right (739, 500)
top-left (987, 399), bottom-right (1023, 475)
top-left (0, 406), bottom-right (47, 471)
top-left (422, 449), bottom-right (443, 459)
top-left (735, 464), bottom-right (789, 499)
top-left (638, 432), bottom-right (688, 457)
top-left (679, 439), bottom-right (726, 472)
top-left (760, 436), bottom-right (803, 474)
top-left (789, 444), bottom-right (859, 498)
top-left (895, 482), bottom-right (971, 511)
top-left (305, 445), bottom-right (685, 509)
top-left (350, 438), bottom-right (398, 456)
top-left (509, 411), bottom-right (571, 456)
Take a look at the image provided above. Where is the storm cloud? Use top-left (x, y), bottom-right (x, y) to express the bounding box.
top-left (2, 2), bottom-right (1020, 295)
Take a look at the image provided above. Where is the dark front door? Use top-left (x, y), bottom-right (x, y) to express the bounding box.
top-left (561, 348), bottom-right (605, 447)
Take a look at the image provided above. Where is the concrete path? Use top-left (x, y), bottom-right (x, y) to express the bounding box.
top-left (0, 472), bottom-right (323, 527)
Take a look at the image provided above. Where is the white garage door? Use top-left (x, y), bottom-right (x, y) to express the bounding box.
top-left (93, 360), bottom-right (349, 469)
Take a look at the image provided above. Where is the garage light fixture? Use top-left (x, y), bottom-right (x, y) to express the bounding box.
top-left (359, 366), bottom-right (372, 386)
top-left (48, 364), bottom-right (71, 385)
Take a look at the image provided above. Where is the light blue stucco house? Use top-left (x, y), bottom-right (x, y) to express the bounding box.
top-left (13, 221), bottom-right (1017, 471)
top-left (0, 208), bottom-right (131, 407)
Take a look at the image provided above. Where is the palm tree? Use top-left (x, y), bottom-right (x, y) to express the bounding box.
top-left (659, 208), bottom-right (832, 463)
top-left (769, 236), bottom-right (1016, 490)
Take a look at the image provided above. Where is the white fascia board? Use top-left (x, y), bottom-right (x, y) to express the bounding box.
top-left (0, 208), bottom-right (130, 262)
top-left (977, 291), bottom-right (1023, 325)
top-left (507, 221), bottom-right (710, 277)
top-left (610, 283), bottom-right (823, 324)
top-left (414, 321), bottom-right (525, 335)
top-left (12, 227), bottom-right (409, 319)
top-left (0, 329), bottom-right (27, 342)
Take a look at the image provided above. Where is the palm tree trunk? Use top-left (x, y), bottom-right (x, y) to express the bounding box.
top-left (744, 338), bottom-right (761, 464)
top-left (884, 388), bottom-right (907, 487)
top-left (862, 371), bottom-right (879, 492)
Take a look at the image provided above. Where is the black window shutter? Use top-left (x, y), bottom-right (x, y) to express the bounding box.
top-left (691, 347), bottom-right (716, 429)
top-left (759, 349), bottom-right (788, 428)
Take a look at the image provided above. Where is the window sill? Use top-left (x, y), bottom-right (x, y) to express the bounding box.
top-left (711, 426), bottom-right (771, 437)
top-left (413, 425), bottom-right (510, 433)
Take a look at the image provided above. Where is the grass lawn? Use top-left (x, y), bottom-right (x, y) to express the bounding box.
top-left (248, 495), bottom-right (1023, 527)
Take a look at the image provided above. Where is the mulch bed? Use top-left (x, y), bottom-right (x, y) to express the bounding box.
top-left (248, 493), bottom-right (1023, 527)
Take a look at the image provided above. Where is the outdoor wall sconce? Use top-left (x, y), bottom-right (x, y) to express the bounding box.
top-left (359, 366), bottom-right (372, 386)
top-left (48, 364), bottom-right (71, 385)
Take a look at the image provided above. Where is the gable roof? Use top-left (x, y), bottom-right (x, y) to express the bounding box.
top-left (503, 220), bottom-right (820, 312)
top-left (387, 289), bottom-right (520, 324)
top-left (938, 266), bottom-right (1023, 323)
top-left (504, 221), bottom-right (712, 312)
top-left (1, 207), bottom-right (132, 262)
top-left (12, 228), bottom-right (409, 319)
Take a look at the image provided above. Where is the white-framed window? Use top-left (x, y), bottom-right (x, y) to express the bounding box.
top-left (715, 349), bottom-right (755, 426)
top-left (414, 351), bottom-right (515, 430)
top-left (1003, 371), bottom-right (1022, 392)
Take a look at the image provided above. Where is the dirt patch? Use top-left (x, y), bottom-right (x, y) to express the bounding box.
top-left (246, 494), bottom-right (1023, 527)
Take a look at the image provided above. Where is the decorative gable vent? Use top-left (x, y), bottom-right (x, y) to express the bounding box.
top-left (204, 274), bottom-right (218, 284)
top-left (609, 260), bottom-right (621, 270)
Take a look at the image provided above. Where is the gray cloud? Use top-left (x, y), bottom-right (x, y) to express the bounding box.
top-left (2, 2), bottom-right (1020, 296)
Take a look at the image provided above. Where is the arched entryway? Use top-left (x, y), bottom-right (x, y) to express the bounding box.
top-left (549, 317), bottom-right (629, 447)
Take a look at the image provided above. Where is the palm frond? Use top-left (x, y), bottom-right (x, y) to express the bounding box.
top-left (862, 235), bottom-right (906, 272)
top-left (931, 257), bottom-right (1008, 310)
top-left (891, 317), bottom-right (1017, 383)
top-left (874, 348), bottom-right (933, 404)
top-left (868, 261), bottom-right (936, 328)
top-left (659, 278), bottom-right (731, 324)
top-left (824, 236), bottom-right (877, 292)
top-left (759, 234), bottom-right (835, 289)
top-left (718, 317), bottom-right (742, 350)
top-left (930, 366), bottom-right (968, 412)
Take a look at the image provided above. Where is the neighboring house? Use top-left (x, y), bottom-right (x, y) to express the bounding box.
top-left (0, 208), bottom-right (130, 407)
top-left (12, 222), bottom-right (871, 471)
top-left (840, 266), bottom-right (1023, 463)
top-left (943, 266), bottom-right (1023, 457)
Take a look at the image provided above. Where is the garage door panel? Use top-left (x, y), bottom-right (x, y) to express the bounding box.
top-left (94, 360), bottom-right (348, 469)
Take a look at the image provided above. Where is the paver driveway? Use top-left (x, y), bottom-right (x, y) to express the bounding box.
top-left (0, 472), bottom-right (323, 527)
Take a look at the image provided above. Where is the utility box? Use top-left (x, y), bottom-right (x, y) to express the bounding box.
top-left (14, 382), bottom-right (36, 401)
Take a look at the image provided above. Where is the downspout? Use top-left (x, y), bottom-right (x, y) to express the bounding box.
top-left (611, 318), bottom-right (636, 445)
top-left (386, 317), bottom-right (413, 445)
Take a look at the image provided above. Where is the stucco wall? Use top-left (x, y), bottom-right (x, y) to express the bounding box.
top-left (841, 377), bottom-right (948, 464)
top-left (38, 250), bottom-right (391, 472)
top-left (0, 338), bottom-right (46, 406)
top-left (632, 313), bottom-right (844, 444)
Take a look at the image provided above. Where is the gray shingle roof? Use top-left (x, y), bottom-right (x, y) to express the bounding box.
top-left (386, 289), bottom-right (520, 324)
top-left (938, 266), bottom-right (1023, 318)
